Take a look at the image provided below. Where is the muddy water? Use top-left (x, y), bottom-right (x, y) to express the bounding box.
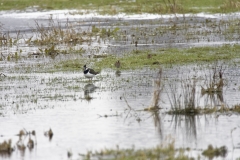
top-left (0, 10), bottom-right (240, 159)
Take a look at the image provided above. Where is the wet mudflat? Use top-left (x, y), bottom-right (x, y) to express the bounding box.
top-left (0, 10), bottom-right (240, 160)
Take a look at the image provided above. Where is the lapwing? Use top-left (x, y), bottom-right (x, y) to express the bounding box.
top-left (83, 65), bottom-right (99, 80)
top-left (114, 60), bottom-right (121, 68)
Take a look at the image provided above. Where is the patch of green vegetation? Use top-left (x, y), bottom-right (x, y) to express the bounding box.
top-left (52, 59), bottom-right (85, 72)
top-left (202, 145), bottom-right (227, 159)
top-left (80, 142), bottom-right (228, 160)
top-left (48, 44), bottom-right (240, 72)
top-left (82, 142), bottom-right (193, 160)
top-left (94, 44), bottom-right (240, 70)
top-left (0, 0), bottom-right (239, 14)
top-left (92, 25), bottom-right (120, 38)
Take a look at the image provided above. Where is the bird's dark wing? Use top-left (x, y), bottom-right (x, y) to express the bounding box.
top-left (89, 68), bottom-right (99, 75)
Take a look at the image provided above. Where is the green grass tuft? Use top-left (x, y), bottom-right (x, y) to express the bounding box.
top-left (82, 142), bottom-right (193, 160)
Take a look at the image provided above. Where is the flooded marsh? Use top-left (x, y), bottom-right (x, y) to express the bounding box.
top-left (1, 10), bottom-right (240, 160)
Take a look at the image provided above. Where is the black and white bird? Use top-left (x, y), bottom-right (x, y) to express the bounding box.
top-left (83, 65), bottom-right (99, 80)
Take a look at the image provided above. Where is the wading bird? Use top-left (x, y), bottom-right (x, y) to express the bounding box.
top-left (114, 60), bottom-right (121, 68)
top-left (83, 65), bottom-right (99, 80)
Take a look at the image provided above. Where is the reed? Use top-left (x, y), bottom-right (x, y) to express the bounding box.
top-left (146, 68), bottom-right (163, 110)
top-left (33, 17), bottom-right (88, 46)
top-left (167, 78), bottom-right (200, 114)
top-left (201, 62), bottom-right (225, 94)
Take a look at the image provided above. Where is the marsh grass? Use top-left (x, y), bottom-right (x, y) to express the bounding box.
top-left (0, 139), bottom-right (13, 155)
top-left (0, 0), bottom-right (236, 14)
top-left (201, 62), bottom-right (225, 94)
top-left (94, 45), bottom-right (240, 70)
top-left (27, 17), bottom-right (119, 58)
top-left (43, 44), bottom-right (240, 73)
top-left (232, 104), bottom-right (240, 112)
top-left (2, 11), bottom-right (240, 65)
top-left (167, 78), bottom-right (200, 115)
top-left (145, 68), bottom-right (163, 111)
top-left (0, 129), bottom-right (37, 157)
top-left (82, 140), bottom-right (193, 160)
top-left (220, 0), bottom-right (240, 12)
top-left (81, 142), bottom-right (229, 160)
top-left (33, 17), bottom-right (89, 46)
top-left (162, 0), bottom-right (183, 14)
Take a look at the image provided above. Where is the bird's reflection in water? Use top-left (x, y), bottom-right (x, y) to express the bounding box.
top-left (114, 60), bottom-right (121, 77)
top-left (115, 70), bottom-right (121, 77)
top-left (84, 83), bottom-right (98, 101)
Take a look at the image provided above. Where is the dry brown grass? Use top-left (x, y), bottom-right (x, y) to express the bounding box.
top-left (221, 0), bottom-right (240, 11)
top-left (145, 67), bottom-right (163, 111)
top-left (201, 63), bottom-right (225, 94)
top-left (32, 17), bottom-right (90, 46)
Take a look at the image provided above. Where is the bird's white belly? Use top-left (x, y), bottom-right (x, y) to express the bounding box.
top-left (84, 73), bottom-right (95, 78)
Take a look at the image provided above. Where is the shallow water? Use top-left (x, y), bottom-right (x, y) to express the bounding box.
top-left (0, 65), bottom-right (240, 159)
top-left (1, 10), bottom-right (240, 160)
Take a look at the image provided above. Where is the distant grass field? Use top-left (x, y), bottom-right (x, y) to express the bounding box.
top-left (0, 0), bottom-right (238, 14)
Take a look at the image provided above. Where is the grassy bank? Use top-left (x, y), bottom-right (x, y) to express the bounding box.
top-left (94, 44), bottom-right (240, 70)
top-left (50, 44), bottom-right (240, 72)
top-left (0, 0), bottom-right (239, 14)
